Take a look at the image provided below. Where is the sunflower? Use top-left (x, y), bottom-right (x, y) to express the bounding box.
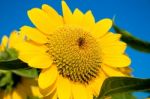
top-left (0, 77), bottom-right (42, 99)
top-left (0, 32), bottom-right (42, 99)
top-left (16, 1), bottom-right (131, 99)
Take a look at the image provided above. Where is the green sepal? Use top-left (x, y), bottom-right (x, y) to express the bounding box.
top-left (0, 48), bottom-right (18, 61)
top-left (12, 68), bottom-right (39, 78)
top-left (97, 77), bottom-right (150, 99)
top-left (0, 71), bottom-right (13, 91)
top-left (0, 50), bottom-right (10, 61)
top-left (0, 71), bottom-right (12, 87)
top-left (0, 48), bottom-right (29, 70)
top-left (0, 59), bottom-right (29, 70)
top-left (0, 47), bottom-right (38, 78)
top-left (6, 48), bottom-right (18, 59)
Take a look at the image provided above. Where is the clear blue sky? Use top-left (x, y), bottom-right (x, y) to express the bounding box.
top-left (0, 0), bottom-right (150, 98)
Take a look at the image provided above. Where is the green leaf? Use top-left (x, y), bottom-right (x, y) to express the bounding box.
top-left (0, 47), bottom-right (29, 70)
top-left (0, 71), bottom-right (14, 91)
top-left (97, 77), bottom-right (150, 99)
top-left (0, 59), bottom-right (29, 70)
top-left (0, 51), bottom-right (10, 61)
top-left (12, 68), bottom-right (38, 78)
top-left (0, 71), bottom-right (12, 87)
top-left (6, 48), bottom-right (18, 59)
top-left (0, 48), bottom-right (18, 61)
top-left (113, 24), bottom-right (150, 53)
top-left (110, 92), bottom-right (136, 99)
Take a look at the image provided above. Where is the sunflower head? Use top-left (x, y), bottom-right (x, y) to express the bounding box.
top-left (16, 1), bottom-right (131, 99)
top-left (0, 32), bottom-right (42, 99)
top-left (45, 26), bottom-right (102, 84)
top-left (0, 77), bottom-right (42, 99)
top-left (0, 31), bottom-right (24, 61)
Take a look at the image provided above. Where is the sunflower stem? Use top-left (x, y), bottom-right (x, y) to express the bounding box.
top-left (113, 24), bottom-right (150, 53)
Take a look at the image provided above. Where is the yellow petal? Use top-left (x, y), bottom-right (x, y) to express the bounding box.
top-left (1, 35), bottom-right (8, 47)
top-left (16, 41), bottom-right (46, 53)
top-left (8, 31), bottom-right (25, 48)
top-left (70, 8), bottom-right (84, 26)
top-left (85, 10), bottom-right (95, 24)
top-left (12, 84), bottom-right (27, 99)
top-left (3, 92), bottom-right (12, 99)
top-left (92, 19), bottom-right (112, 38)
top-left (28, 8), bottom-right (60, 34)
top-left (62, 1), bottom-right (72, 24)
top-left (40, 83), bottom-right (56, 96)
top-left (19, 52), bottom-right (40, 64)
top-left (17, 43), bottom-right (48, 63)
top-left (20, 26), bottom-right (47, 44)
top-left (82, 10), bottom-right (95, 31)
top-left (101, 64), bottom-right (126, 76)
top-left (57, 76), bottom-right (71, 99)
top-left (38, 65), bottom-right (58, 90)
top-left (87, 71), bottom-right (106, 96)
top-left (9, 31), bottom-right (19, 48)
top-left (42, 4), bottom-right (63, 25)
top-left (98, 32), bottom-right (121, 44)
top-left (0, 35), bottom-right (8, 51)
top-left (28, 54), bottom-right (53, 68)
top-left (30, 86), bottom-right (43, 98)
top-left (72, 84), bottom-right (88, 99)
top-left (20, 78), bottom-right (42, 98)
top-left (44, 90), bottom-right (57, 99)
top-left (0, 46), bottom-right (2, 52)
top-left (103, 54), bottom-right (131, 67)
top-left (118, 67), bottom-right (132, 75)
top-left (98, 33), bottom-right (127, 54)
top-left (101, 42), bottom-right (127, 55)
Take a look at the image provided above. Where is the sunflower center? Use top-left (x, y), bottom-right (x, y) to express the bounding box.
top-left (46, 26), bottom-right (101, 83)
top-left (78, 37), bottom-right (85, 47)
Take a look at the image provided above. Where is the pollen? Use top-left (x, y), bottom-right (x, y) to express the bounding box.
top-left (46, 26), bottom-right (101, 83)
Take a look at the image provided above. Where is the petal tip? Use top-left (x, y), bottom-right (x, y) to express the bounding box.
top-left (27, 8), bottom-right (40, 17)
top-left (61, 0), bottom-right (72, 14)
top-left (42, 4), bottom-right (50, 9)
top-left (105, 18), bottom-right (113, 25)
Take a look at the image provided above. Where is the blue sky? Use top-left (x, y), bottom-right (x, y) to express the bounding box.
top-left (0, 0), bottom-right (150, 98)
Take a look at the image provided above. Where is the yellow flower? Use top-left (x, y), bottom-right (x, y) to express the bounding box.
top-left (0, 32), bottom-right (42, 99)
top-left (16, 1), bottom-right (131, 99)
top-left (0, 31), bottom-right (24, 51)
top-left (0, 78), bottom-right (42, 99)
top-left (0, 35), bottom-right (8, 51)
